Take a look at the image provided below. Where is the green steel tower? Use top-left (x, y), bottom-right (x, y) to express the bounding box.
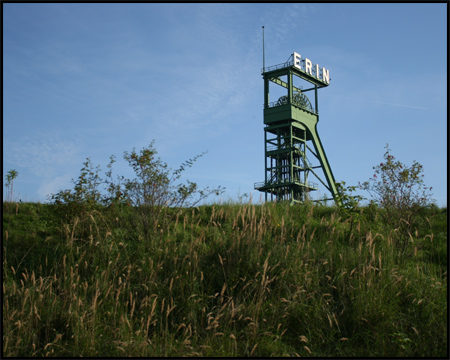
top-left (255, 52), bottom-right (340, 204)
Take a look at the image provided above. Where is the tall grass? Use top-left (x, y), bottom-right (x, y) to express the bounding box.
top-left (2, 201), bottom-right (447, 357)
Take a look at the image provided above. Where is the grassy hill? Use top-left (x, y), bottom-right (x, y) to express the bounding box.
top-left (2, 201), bottom-right (447, 357)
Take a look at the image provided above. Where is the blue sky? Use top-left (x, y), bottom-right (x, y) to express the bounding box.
top-left (3, 3), bottom-right (447, 206)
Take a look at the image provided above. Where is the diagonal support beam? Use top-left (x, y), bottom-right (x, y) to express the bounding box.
top-left (309, 168), bottom-right (331, 192)
top-left (307, 125), bottom-right (340, 204)
top-left (306, 144), bottom-right (319, 159)
top-left (269, 77), bottom-right (303, 93)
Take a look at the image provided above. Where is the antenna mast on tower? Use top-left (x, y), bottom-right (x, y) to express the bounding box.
top-left (262, 26), bottom-right (265, 72)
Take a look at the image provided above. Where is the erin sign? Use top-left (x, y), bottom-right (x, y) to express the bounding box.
top-left (293, 51), bottom-right (330, 85)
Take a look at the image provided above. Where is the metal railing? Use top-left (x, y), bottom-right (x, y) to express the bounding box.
top-left (266, 101), bottom-right (285, 108)
top-left (254, 182), bottom-right (266, 189)
top-left (254, 180), bottom-right (318, 190)
top-left (262, 60), bottom-right (294, 74)
top-left (266, 144), bottom-right (290, 152)
top-left (265, 145), bottom-right (311, 158)
top-left (265, 100), bottom-right (317, 115)
top-left (303, 181), bottom-right (318, 190)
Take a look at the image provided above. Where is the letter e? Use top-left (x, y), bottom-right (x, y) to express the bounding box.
top-left (293, 52), bottom-right (302, 70)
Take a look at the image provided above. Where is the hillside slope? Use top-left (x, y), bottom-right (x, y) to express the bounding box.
top-left (2, 202), bottom-right (447, 357)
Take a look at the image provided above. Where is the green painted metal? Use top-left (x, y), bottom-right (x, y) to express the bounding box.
top-left (255, 57), bottom-right (340, 205)
top-left (268, 76), bottom-right (303, 94)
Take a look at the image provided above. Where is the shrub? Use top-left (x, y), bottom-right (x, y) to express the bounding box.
top-left (360, 144), bottom-right (434, 253)
top-left (50, 141), bottom-right (224, 236)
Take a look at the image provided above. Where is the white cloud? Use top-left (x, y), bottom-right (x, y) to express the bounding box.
top-left (6, 133), bottom-right (81, 178)
top-left (38, 173), bottom-right (73, 199)
top-left (370, 100), bottom-right (427, 111)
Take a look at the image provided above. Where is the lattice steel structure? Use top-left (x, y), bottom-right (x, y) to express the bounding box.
top-left (255, 54), bottom-right (340, 204)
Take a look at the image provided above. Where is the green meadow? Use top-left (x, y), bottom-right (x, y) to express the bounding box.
top-left (2, 201), bottom-right (447, 357)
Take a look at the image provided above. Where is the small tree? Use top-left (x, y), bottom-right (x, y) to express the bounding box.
top-left (51, 141), bottom-right (224, 234)
top-left (122, 142), bottom-right (224, 232)
top-left (360, 144), bottom-right (433, 214)
top-left (51, 158), bottom-right (103, 222)
top-left (336, 181), bottom-right (363, 214)
top-left (5, 169), bottom-right (18, 202)
top-left (335, 181), bottom-right (364, 240)
top-left (360, 144), bottom-right (433, 252)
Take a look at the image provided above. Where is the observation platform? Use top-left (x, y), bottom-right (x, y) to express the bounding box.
top-left (254, 180), bottom-right (318, 192)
